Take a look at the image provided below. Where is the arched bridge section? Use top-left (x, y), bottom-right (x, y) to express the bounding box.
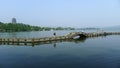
top-left (66, 32), bottom-right (87, 39)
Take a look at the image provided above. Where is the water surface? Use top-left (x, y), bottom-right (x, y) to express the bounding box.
top-left (0, 30), bottom-right (120, 68)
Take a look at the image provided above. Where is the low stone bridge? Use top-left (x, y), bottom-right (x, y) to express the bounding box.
top-left (0, 31), bottom-right (120, 45)
top-left (66, 32), bottom-right (87, 39)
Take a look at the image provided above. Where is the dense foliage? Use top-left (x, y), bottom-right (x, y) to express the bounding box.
top-left (0, 22), bottom-right (75, 32)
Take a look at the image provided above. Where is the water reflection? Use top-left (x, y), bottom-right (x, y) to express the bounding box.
top-left (53, 41), bottom-right (57, 48)
top-left (0, 35), bottom-right (120, 68)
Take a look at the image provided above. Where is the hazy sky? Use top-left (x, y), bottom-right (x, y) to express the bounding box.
top-left (0, 0), bottom-right (120, 28)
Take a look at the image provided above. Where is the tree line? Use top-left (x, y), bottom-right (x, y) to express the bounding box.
top-left (0, 22), bottom-right (75, 32)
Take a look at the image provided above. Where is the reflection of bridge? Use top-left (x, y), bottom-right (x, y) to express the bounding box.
top-left (0, 32), bottom-right (120, 45)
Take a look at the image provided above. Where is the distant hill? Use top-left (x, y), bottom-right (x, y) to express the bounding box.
top-left (0, 22), bottom-right (75, 32)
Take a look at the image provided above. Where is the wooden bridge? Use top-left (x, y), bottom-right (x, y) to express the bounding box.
top-left (0, 32), bottom-right (120, 45)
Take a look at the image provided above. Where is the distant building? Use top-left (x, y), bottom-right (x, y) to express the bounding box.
top-left (12, 18), bottom-right (17, 23)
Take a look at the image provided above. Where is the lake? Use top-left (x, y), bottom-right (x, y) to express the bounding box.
top-left (0, 30), bottom-right (120, 68)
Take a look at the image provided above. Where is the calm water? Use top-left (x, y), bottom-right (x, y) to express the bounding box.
top-left (0, 30), bottom-right (120, 68)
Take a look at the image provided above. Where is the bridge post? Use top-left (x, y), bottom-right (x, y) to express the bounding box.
top-left (0, 38), bottom-right (1, 42)
top-left (3, 39), bottom-right (5, 44)
top-left (7, 38), bottom-right (9, 44)
top-left (17, 39), bottom-right (19, 45)
top-left (0, 38), bottom-right (2, 44)
top-left (32, 38), bottom-right (35, 45)
top-left (24, 39), bottom-right (27, 45)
